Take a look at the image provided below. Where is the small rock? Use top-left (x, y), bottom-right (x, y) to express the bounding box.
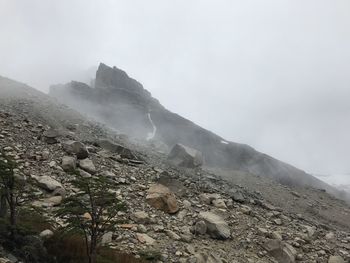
top-left (131, 211), bottom-right (150, 224)
top-left (183, 200), bottom-right (192, 209)
top-left (194, 220), bottom-right (207, 235)
top-left (325, 232), bottom-right (335, 240)
top-left (40, 229), bottom-right (54, 239)
top-left (165, 230), bottom-right (181, 240)
top-left (62, 140), bottom-right (89, 159)
top-left (136, 233), bottom-right (155, 245)
top-left (44, 196), bottom-right (63, 206)
top-left (193, 252), bottom-right (223, 263)
top-left (101, 232), bottom-right (113, 245)
top-left (212, 199), bottom-right (227, 209)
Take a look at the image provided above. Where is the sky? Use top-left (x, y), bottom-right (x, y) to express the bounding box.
top-left (0, 0), bottom-right (350, 184)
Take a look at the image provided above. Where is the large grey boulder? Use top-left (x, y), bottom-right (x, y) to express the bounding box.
top-left (96, 139), bottom-right (136, 159)
top-left (78, 158), bottom-right (96, 174)
top-left (62, 140), bottom-right (89, 159)
top-left (168, 144), bottom-right (203, 168)
top-left (262, 239), bottom-right (296, 263)
top-left (34, 175), bottom-right (63, 192)
top-left (43, 129), bottom-right (59, 144)
top-left (328, 256), bottom-right (345, 263)
top-left (198, 212), bottom-right (230, 240)
top-left (61, 156), bottom-right (76, 172)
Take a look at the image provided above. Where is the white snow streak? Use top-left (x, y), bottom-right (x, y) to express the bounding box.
top-left (146, 113), bottom-right (157, 141)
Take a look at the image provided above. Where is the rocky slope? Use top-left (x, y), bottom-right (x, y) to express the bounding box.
top-left (0, 76), bottom-right (349, 262)
top-left (49, 63), bottom-right (346, 202)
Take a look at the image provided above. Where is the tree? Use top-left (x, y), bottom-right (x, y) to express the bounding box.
top-left (56, 175), bottom-right (125, 263)
top-left (0, 151), bottom-right (28, 229)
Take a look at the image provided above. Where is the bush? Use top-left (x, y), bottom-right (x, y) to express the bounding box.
top-left (139, 249), bottom-right (162, 261)
top-left (45, 231), bottom-right (147, 263)
top-left (45, 232), bottom-right (88, 263)
top-left (16, 208), bottom-right (53, 234)
top-left (0, 208), bottom-right (54, 263)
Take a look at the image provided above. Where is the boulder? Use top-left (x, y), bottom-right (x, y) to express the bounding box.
top-left (78, 168), bottom-right (92, 178)
top-left (136, 233), bottom-right (156, 245)
top-left (230, 190), bottom-right (245, 203)
top-left (131, 211), bottom-right (150, 224)
top-left (325, 232), bottom-right (335, 240)
top-left (78, 158), bottom-right (96, 174)
top-left (43, 196), bottom-right (63, 206)
top-left (62, 140), bottom-right (89, 159)
top-left (198, 212), bottom-right (230, 240)
top-left (43, 129), bottom-right (59, 144)
top-left (262, 239), bottom-right (296, 263)
top-left (212, 199), bottom-right (227, 209)
top-left (96, 139), bottom-right (136, 159)
top-left (61, 156), bottom-right (76, 172)
top-left (199, 193), bottom-right (221, 205)
top-left (194, 220), bottom-right (207, 235)
top-left (328, 256), bottom-right (345, 263)
top-left (165, 230), bottom-right (181, 240)
top-left (193, 252), bottom-right (223, 263)
top-left (146, 184), bottom-right (179, 214)
top-left (34, 175), bottom-right (63, 191)
top-left (167, 144), bottom-right (203, 168)
top-left (101, 232), bottom-right (113, 245)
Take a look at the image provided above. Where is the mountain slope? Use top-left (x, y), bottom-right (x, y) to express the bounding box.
top-left (1, 74), bottom-right (349, 263)
top-left (49, 63), bottom-right (344, 200)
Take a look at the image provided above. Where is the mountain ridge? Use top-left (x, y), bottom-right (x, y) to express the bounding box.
top-left (49, 63), bottom-right (347, 201)
top-left (1, 73), bottom-right (349, 263)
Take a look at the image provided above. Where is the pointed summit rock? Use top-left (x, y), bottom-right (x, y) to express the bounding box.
top-left (95, 63), bottom-right (151, 98)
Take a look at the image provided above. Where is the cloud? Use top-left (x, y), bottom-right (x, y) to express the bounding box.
top-left (0, 0), bottom-right (350, 182)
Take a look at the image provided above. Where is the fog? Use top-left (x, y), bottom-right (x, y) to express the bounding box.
top-left (1, 0), bottom-right (350, 185)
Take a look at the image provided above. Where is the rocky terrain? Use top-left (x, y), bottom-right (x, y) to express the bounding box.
top-left (0, 75), bottom-right (349, 263)
top-left (49, 63), bottom-right (348, 203)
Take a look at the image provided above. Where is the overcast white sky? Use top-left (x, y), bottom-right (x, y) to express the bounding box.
top-left (1, 0), bottom-right (350, 183)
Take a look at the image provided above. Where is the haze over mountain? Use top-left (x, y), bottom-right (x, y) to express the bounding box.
top-left (1, 2), bottom-right (350, 262)
top-left (49, 63), bottom-right (350, 202)
top-left (1, 0), bottom-right (350, 185)
top-left (1, 73), bottom-right (350, 263)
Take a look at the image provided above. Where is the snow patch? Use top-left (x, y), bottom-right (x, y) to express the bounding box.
top-left (146, 113), bottom-right (157, 141)
top-left (221, 140), bottom-right (229, 145)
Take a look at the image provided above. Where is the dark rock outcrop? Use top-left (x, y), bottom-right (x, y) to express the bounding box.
top-left (167, 144), bottom-right (203, 168)
top-left (49, 63), bottom-right (341, 196)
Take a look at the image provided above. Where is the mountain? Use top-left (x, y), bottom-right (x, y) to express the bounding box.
top-left (50, 63), bottom-right (344, 200)
top-left (1, 75), bottom-right (349, 263)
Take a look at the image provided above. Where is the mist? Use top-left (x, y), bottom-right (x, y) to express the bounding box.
top-left (1, 0), bottom-right (350, 186)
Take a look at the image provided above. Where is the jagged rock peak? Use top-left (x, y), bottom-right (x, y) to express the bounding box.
top-left (95, 63), bottom-right (150, 97)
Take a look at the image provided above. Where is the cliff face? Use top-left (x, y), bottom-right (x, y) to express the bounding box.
top-left (49, 63), bottom-right (337, 193)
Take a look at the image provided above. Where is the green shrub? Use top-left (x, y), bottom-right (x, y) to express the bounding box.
top-left (139, 249), bottom-right (162, 261)
top-left (0, 208), bottom-right (53, 263)
top-left (17, 208), bottom-right (53, 234)
top-left (45, 231), bottom-right (147, 263)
